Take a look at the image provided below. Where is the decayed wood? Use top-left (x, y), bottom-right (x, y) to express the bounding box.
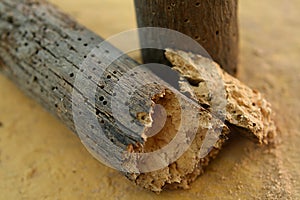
top-left (165, 49), bottom-right (277, 145)
top-left (134, 0), bottom-right (239, 75)
top-left (0, 0), bottom-right (229, 188)
top-left (0, 0), bottom-right (276, 194)
top-left (0, 0), bottom-right (175, 169)
top-left (127, 49), bottom-right (277, 193)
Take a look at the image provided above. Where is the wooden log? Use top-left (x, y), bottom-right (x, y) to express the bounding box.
top-left (134, 0), bottom-right (239, 75)
top-left (0, 0), bottom-right (182, 171)
top-left (0, 0), bottom-right (229, 192)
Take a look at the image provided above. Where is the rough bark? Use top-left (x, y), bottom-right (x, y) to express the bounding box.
top-left (134, 0), bottom-right (239, 75)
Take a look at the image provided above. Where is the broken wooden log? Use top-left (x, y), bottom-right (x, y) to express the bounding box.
top-left (126, 49), bottom-right (277, 192)
top-left (134, 0), bottom-right (239, 75)
top-left (0, 0), bottom-right (229, 190)
top-left (0, 0), bottom-right (276, 193)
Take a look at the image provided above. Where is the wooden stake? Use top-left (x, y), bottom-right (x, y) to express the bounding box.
top-left (134, 0), bottom-right (239, 75)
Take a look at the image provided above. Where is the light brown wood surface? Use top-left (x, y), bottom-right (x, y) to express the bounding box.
top-left (0, 0), bottom-right (299, 199)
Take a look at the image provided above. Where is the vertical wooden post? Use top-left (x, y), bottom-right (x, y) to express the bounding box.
top-left (134, 0), bottom-right (239, 75)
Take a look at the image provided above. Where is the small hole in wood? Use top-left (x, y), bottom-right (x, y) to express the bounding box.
top-left (78, 38), bottom-right (82, 41)
top-left (52, 86), bottom-right (58, 91)
top-left (100, 85), bottom-right (105, 89)
top-left (84, 43), bottom-right (88, 47)
top-left (69, 73), bottom-right (74, 78)
top-left (7, 16), bottom-right (14, 23)
top-left (252, 102), bottom-right (256, 106)
top-left (184, 19), bottom-right (190, 23)
top-left (88, 76), bottom-right (92, 79)
top-left (98, 61), bottom-right (102, 64)
top-left (99, 96), bottom-right (104, 101)
top-left (33, 76), bottom-right (38, 82)
top-left (201, 103), bottom-right (210, 109)
top-left (24, 43), bottom-right (28, 46)
top-left (107, 75), bottom-right (111, 79)
top-left (103, 101), bottom-right (108, 105)
top-left (113, 71), bottom-right (117, 74)
top-left (96, 109), bottom-right (100, 115)
top-left (105, 50), bottom-right (110, 53)
top-left (91, 54), bottom-right (95, 58)
top-left (216, 30), bottom-right (219, 35)
top-left (195, 2), bottom-right (200, 7)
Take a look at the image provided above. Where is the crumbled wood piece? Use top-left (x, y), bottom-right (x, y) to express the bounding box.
top-left (165, 48), bottom-right (277, 144)
top-left (127, 89), bottom-right (229, 193)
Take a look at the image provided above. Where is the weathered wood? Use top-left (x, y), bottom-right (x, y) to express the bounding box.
top-left (0, 0), bottom-right (232, 193)
top-left (165, 49), bottom-right (277, 145)
top-left (0, 0), bottom-right (276, 194)
top-left (126, 49), bottom-right (277, 193)
top-left (134, 0), bottom-right (239, 75)
top-left (0, 0), bottom-right (176, 170)
top-left (0, 0), bottom-right (226, 179)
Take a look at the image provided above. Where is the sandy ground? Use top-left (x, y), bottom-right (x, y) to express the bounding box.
top-left (0, 0), bottom-right (299, 199)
